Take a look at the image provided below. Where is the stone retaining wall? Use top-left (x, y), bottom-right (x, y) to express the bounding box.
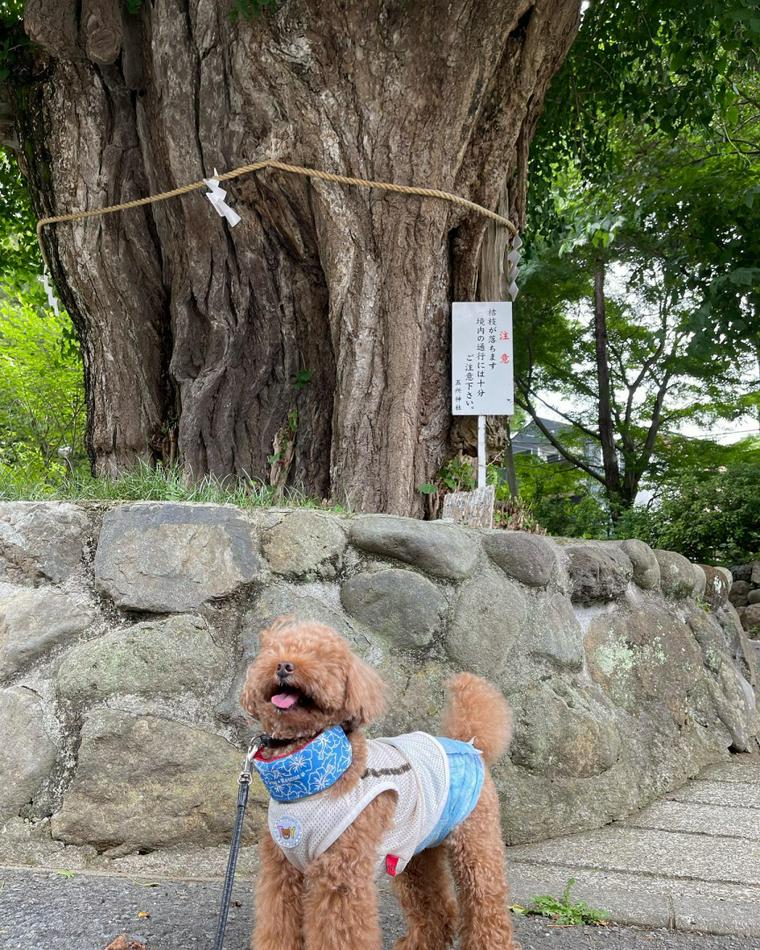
top-left (729, 562), bottom-right (760, 643)
top-left (0, 502), bottom-right (757, 874)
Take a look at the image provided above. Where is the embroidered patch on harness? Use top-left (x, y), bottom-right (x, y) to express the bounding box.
top-left (273, 816), bottom-right (303, 849)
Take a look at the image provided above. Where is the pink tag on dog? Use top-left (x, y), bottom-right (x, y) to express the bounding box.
top-left (385, 854), bottom-right (400, 877)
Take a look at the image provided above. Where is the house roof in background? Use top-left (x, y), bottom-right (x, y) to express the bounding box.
top-left (513, 417), bottom-right (570, 447)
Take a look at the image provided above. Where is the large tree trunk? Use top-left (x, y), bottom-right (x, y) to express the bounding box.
top-left (14, 0), bottom-right (580, 515)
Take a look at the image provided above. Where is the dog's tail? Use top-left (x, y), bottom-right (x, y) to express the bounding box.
top-left (441, 673), bottom-right (512, 766)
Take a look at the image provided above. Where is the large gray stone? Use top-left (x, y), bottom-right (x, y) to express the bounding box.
top-left (483, 531), bottom-right (559, 588)
top-left (444, 567), bottom-right (527, 683)
top-left (715, 604), bottom-right (758, 688)
top-left (521, 592), bottom-right (585, 674)
top-left (0, 502), bottom-right (88, 585)
top-left (240, 583), bottom-right (370, 650)
top-left (749, 641), bottom-right (760, 675)
top-left (340, 568), bottom-right (447, 649)
top-left (748, 589), bottom-right (760, 606)
top-left (511, 683), bottom-right (621, 778)
top-left (0, 687), bottom-right (58, 819)
top-left (687, 609), bottom-right (757, 751)
top-left (94, 503), bottom-right (263, 612)
top-left (262, 511), bottom-right (347, 579)
top-left (730, 580), bottom-right (752, 608)
top-left (731, 564), bottom-right (753, 582)
top-left (584, 606), bottom-right (703, 718)
top-left (51, 710), bottom-right (266, 852)
top-left (566, 542), bottom-right (633, 604)
top-left (375, 661), bottom-right (450, 738)
top-left (618, 539), bottom-right (660, 590)
top-left (57, 615), bottom-right (228, 705)
top-left (350, 515), bottom-right (478, 581)
top-left (692, 564), bottom-right (707, 600)
top-left (742, 603), bottom-right (760, 639)
top-left (715, 566), bottom-right (733, 589)
top-left (701, 565), bottom-right (731, 609)
top-left (0, 587), bottom-right (95, 679)
top-left (655, 549), bottom-right (697, 599)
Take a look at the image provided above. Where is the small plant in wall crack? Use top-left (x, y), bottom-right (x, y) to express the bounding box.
top-left (512, 878), bottom-right (609, 927)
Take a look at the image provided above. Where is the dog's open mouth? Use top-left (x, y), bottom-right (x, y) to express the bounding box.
top-left (270, 686), bottom-right (311, 711)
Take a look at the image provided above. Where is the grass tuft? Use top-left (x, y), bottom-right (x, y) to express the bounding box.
top-left (0, 461), bottom-right (348, 512)
top-left (512, 879), bottom-right (609, 927)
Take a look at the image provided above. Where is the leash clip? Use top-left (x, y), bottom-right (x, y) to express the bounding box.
top-left (239, 735), bottom-right (263, 785)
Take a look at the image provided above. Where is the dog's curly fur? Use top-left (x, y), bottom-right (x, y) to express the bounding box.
top-left (241, 618), bottom-right (517, 950)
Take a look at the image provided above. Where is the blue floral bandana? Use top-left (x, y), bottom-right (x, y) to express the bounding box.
top-left (252, 726), bottom-right (353, 802)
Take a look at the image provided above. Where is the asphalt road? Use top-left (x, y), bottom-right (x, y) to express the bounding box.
top-left (0, 868), bottom-right (755, 950)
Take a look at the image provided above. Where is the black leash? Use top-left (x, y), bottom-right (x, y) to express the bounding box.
top-left (212, 736), bottom-right (262, 950)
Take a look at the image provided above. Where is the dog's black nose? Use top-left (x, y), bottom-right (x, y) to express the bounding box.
top-left (277, 661), bottom-right (295, 679)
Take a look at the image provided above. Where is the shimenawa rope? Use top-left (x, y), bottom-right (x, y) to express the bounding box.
top-left (35, 158), bottom-right (517, 269)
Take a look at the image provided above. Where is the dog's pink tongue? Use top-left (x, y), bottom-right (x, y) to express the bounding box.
top-left (272, 693), bottom-right (298, 709)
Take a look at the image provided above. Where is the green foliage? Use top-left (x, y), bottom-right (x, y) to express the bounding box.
top-left (532, 0), bottom-right (760, 228)
top-left (0, 150), bottom-right (40, 281)
top-left (519, 8), bottom-right (760, 516)
top-left (0, 2), bottom-right (29, 83)
top-left (615, 456), bottom-right (760, 565)
top-left (0, 459), bottom-right (349, 510)
top-left (0, 146), bottom-right (84, 483)
top-left (435, 454), bottom-right (477, 494)
top-left (535, 492), bottom-right (609, 540)
top-left (516, 879), bottom-right (609, 927)
top-left (514, 454), bottom-right (609, 538)
top-left (293, 369), bottom-right (313, 390)
top-left (0, 284), bottom-right (85, 479)
top-left (530, 0), bottom-right (760, 345)
top-left (492, 493), bottom-right (545, 534)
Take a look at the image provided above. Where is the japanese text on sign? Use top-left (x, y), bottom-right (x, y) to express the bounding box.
top-left (452, 302), bottom-right (514, 416)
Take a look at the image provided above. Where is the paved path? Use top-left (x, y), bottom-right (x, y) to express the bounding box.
top-left (1, 755), bottom-right (758, 949)
top-left (506, 755), bottom-right (760, 938)
top-left (0, 868), bottom-right (756, 950)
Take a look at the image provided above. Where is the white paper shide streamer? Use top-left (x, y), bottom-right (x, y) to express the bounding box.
top-left (204, 170), bottom-right (241, 227)
top-left (38, 273), bottom-right (60, 316)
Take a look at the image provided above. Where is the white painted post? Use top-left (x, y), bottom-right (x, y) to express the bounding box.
top-left (477, 414), bottom-right (486, 489)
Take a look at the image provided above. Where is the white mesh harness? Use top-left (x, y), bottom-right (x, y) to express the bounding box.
top-left (266, 732), bottom-right (455, 876)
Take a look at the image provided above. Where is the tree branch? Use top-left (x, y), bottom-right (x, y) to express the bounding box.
top-left (516, 383), bottom-right (599, 441)
top-left (593, 261), bottom-right (621, 493)
top-left (515, 382), bottom-right (607, 486)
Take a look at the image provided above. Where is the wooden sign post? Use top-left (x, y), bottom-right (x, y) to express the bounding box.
top-left (444, 301), bottom-right (514, 528)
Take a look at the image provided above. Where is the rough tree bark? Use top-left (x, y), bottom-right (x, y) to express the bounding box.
top-left (13, 0), bottom-right (580, 515)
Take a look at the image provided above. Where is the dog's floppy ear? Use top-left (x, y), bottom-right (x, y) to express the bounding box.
top-left (343, 653), bottom-right (386, 729)
top-left (240, 663), bottom-right (258, 717)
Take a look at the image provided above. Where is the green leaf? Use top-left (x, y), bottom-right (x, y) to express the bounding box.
top-left (293, 369), bottom-right (313, 389)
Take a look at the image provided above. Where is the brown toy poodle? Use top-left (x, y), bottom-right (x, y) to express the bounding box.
top-left (241, 617), bottom-right (516, 950)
